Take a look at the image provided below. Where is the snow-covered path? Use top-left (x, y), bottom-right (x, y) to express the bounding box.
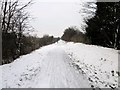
top-left (1, 40), bottom-right (118, 89)
top-left (1, 45), bottom-right (90, 88)
top-left (32, 46), bottom-right (90, 88)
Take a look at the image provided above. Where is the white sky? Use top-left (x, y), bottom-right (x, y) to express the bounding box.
top-left (22, 0), bottom-right (96, 37)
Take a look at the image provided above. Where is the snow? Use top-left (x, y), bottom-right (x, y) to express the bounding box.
top-left (57, 40), bottom-right (118, 88)
top-left (0, 40), bottom-right (119, 89)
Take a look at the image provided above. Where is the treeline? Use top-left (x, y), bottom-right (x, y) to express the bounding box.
top-left (63, 2), bottom-right (120, 50)
top-left (2, 34), bottom-right (59, 64)
top-left (61, 27), bottom-right (90, 44)
top-left (1, 0), bottom-right (59, 64)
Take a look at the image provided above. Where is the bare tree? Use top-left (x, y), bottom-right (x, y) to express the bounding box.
top-left (1, 0), bottom-right (32, 61)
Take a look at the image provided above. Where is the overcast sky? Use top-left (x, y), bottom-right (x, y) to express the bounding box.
top-left (22, 0), bottom-right (96, 37)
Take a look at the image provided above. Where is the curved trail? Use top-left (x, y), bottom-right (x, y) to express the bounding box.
top-left (2, 45), bottom-right (90, 88)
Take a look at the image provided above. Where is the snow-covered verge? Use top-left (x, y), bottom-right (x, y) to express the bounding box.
top-left (0, 40), bottom-right (119, 89)
top-left (57, 40), bottom-right (119, 89)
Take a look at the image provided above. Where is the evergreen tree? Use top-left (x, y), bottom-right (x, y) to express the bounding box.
top-left (85, 2), bottom-right (120, 49)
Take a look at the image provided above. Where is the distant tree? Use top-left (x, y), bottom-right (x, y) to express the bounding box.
top-left (41, 35), bottom-right (58, 45)
top-left (85, 2), bottom-right (120, 49)
top-left (61, 27), bottom-right (79, 41)
top-left (61, 27), bottom-right (90, 44)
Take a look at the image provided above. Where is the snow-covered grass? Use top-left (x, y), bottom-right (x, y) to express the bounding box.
top-left (57, 40), bottom-right (119, 88)
top-left (0, 40), bottom-right (119, 89)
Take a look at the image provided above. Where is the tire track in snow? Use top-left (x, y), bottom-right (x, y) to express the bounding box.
top-left (32, 45), bottom-right (90, 88)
